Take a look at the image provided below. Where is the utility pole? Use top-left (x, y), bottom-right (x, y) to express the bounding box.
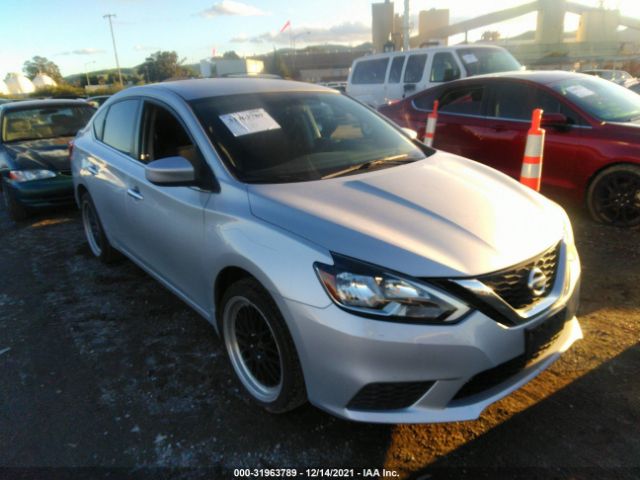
top-left (103, 14), bottom-right (123, 86)
top-left (84, 60), bottom-right (96, 87)
top-left (403, 0), bottom-right (410, 51)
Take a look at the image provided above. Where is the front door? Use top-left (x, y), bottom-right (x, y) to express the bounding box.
top-left (481, 81), bottom-right (583, 185)
top-left (123, 100), bottom-right (213, 308)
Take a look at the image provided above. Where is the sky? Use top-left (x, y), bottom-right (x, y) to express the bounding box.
top-left (2, 0), bottom-right (640, 80)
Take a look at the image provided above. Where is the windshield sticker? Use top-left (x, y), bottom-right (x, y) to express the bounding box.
top-left (462, 53), bottom-right (478, 64)
top-left (219, 108), bottom-right (281, 137)
top-left (566, 85), bottom-right (596, 98)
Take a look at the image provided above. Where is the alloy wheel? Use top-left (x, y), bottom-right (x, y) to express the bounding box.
top-left (592, 171), bottom-right (640, 227)
top-left (82, 198), bottom-right (103, 257)
top-left (223, 296), bottom-right (284, 402)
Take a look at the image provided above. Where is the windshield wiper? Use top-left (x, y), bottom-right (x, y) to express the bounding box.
top-left (321, 154), bottom-right (418, 180)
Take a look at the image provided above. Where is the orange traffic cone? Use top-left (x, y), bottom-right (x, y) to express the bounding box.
top-left (424, 100), bottom-right (439, 147)
top-left (520, 108), bottom-right (545, 191)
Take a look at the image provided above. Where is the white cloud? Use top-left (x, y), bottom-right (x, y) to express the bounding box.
top-left (199, 1), bottom-right (268, 18)
top-left (58, 48), bottom-right (106, 56)
top-left (72, 48), bottom-right (106, 55)
top-left (230, 21), bottom-right (370, 45)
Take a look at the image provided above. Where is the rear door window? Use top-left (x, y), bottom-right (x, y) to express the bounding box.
top-left (430, 52), bottom-right (461, 83)
top-left (439, 85), bottom-right (485, 116)
top-left (102, 99), bottom-right (140, 156)
top-left (388, 56), bottom-right (406, 84)
top-left (404, 54), bottom-right (428, 83)
top-left (351, 58), bottom-right (390, 85)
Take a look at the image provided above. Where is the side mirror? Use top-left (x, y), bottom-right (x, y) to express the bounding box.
top-left (401, 127), bottom-right (418, 139)
top-left (145, 156), bottom-right (196, 186)
top-left (541, 112), bottom-right (569, 128)
top-left (403, 83), bottom-right (416, 93)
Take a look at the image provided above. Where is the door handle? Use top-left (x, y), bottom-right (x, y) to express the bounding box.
top-left (86, 164), bottom-right (99, 175)
top-left (490, 124), bottom-right (508, 132)
top-left (127, 187), bottom-right (144, 201)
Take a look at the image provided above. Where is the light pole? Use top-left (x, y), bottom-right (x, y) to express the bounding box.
top-left (403, 0), bottom-right (410, 51)
top-left (84, 61), bottom-right (96, 87)
top-left (103, 13), bottom-right (123, 86)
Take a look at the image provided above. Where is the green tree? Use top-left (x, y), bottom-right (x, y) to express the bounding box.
top-left (23, 56), bottom-right (63, 82)
top-left (222, 50), bottom-right (241, 60)
top-left (137, 51), bottom-right (189, 82)
top-left (269, 50), bottom-right (290, 78)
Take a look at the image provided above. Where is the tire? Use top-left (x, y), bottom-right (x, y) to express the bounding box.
top-left (587, 164), bottom-right (640, 227)
top-left (80, 192), bottom-right (117, 263)
top-left (2, 178), bottom-right (29, 221)
top-left (219, 277), bottom-right (307, 413)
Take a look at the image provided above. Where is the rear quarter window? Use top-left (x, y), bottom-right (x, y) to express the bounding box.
top-left (92, 108), bottom-right (107, 140)
top-left (352, 58), bottom-right (390, 85)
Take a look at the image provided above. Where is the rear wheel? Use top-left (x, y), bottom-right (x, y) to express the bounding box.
top-left (220, 278), bottom-right (307, 413)
top-left (2, 178), bottom-right (29, 222)
top-left (81, 192), bottom-right (117, 263)
top-left (587, 165), bottom-right (640, 227)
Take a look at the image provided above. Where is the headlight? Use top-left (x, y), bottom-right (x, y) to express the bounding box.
top-left (314, 254), bottom-right (469, 323)
top-left (9, 170), bottom-right (56, 182)
top-left (560, 209), bottom-right (575, 246)
top-left (559, 209), bottom-right (580, 296)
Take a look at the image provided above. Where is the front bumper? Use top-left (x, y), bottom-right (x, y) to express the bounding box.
top-left (5, 175), bottom-right (75, 208)
top-left (281, 243), bottom-right (581, 424)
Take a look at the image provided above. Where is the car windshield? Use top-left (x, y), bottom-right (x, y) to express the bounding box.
top-left (2, 105), bottom-right (95, 142)
top-left (550, 76), bottom-right (640, 122)
top-left (190, 92), bottom-right (429, 183)
top-left (455, 48), bottom-right (522, 76)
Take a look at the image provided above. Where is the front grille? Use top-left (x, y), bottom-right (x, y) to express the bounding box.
top-left (479, 243), bottom-right (560, 310)
top-left (452, 307), bottom-right (568, 401)
top-left (347, 381), bottom-right (434, 411)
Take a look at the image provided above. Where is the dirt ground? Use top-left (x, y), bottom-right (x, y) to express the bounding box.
top-left (0, 201), bottom-right (638, 480)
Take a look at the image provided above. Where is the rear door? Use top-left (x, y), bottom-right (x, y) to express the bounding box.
top-left (402, 83), bottom-right (489, 158)
top-left (384, 55), bottom-right (406, 102)
top-left (402, 53), bottom-right (428, 99)
top-left (122, 99), bottom-right (213, 308)
top-left (84, 99), bottom-right (141, 246)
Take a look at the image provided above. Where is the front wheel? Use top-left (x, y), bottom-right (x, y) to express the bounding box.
top-left (81, 192), bottom-right (117, 263)
top-left (587, 165), bottom-right (640, 227)
top-left (220, 278), bottom-right (307, 413)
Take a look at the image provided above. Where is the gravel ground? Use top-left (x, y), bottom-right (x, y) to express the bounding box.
top-left (0, 203), bottom-right (638, 480)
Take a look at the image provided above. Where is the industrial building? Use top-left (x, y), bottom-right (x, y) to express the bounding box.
top-left (371, 0), bottom-right (640, 69)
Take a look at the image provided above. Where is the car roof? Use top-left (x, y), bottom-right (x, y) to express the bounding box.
top-left (0, 98), bottom-right (91, 111)
top-left (353, 44), bottom-right (507, 62)
top-left (123, 78), bottom-right (336, 102)
top-left (442, 70), bottom-right (593, 85)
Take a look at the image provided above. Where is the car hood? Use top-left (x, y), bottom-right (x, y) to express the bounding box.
top-left (248, 152), bottom-right (565, 278)
top-left (4, 137), bottom-right (73, 172)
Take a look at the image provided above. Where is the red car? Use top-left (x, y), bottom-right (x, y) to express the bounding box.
top-left (378, 71), bottom-right (640, 227)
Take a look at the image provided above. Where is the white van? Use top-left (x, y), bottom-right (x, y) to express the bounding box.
top-left (346, 45), bottom-right (522, 108)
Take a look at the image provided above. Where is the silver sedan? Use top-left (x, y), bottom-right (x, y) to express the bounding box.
top-left (71, 79), bottom-right (581, 423)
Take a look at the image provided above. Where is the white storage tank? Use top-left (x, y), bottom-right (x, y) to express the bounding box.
top-left (5, 73), bottom-right (36, 95)
top-left (32, 73), bottom-right (57, 90)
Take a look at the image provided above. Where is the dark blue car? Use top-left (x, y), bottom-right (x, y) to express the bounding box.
top-left (0, 99), bottom-right (95, 220)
